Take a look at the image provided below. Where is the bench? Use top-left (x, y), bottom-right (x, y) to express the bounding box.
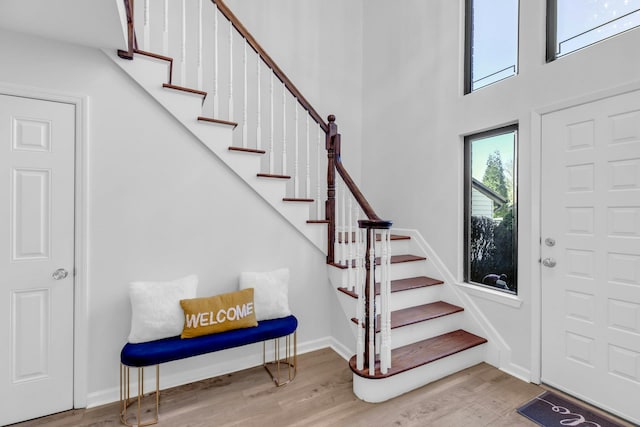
top-left (119, 315), bottom-right (298, 426)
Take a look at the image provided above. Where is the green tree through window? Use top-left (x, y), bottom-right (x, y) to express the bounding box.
top-left (464, 126), bottom-right (518, 293)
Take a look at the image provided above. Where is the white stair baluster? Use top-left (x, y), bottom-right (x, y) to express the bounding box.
top-left (180, 0), bottom-right (186, 86)
top-left (356, 226), bottom-right (365, 370)
top-left (335, 181), bottom-right (342, 265)
top-left (143, 0), bottom-right (150, 51)
top-left (294, 105), bottom-right (299, 198)
top-left (347, 195), bottom-right (354, 291)
top-left (306, 115), bottom-right (311, 199)
top-left (228, 19), bottom-right (234, 121)
top-left (341, 179), bottom-right (347, 266)
top-left (162, 0), bottom-right (169, 56)
top-left (269, 73), bottom-right (274, 174)
top-left (379, 229), bottom-right (391, 374)
top-left (316, 128), bottom-right (322, 219)
top-left (197, 0), bottom-right (203, 91)
top-left (256, 57), bottom-right (262, 150)
top-left (282, 86), bottom-right (287, 176)
top-left (242, 41), bottom-right (248, 148)
top-left (212, 4), bottom-right (219, 117)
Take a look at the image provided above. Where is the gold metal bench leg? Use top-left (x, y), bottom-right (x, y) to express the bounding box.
top-left (262, 331), bottom-right (297, 386)
top-left (119, 364), bottom-right (160, 426)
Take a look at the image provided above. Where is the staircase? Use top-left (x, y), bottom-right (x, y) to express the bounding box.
top-left (111, 0), bottom-right (487, 403)
top-left (328, 232), bottom-right (486, 402)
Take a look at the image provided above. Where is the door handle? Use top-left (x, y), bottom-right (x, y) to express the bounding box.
top-left (542, 258), bottom-right (556, 268)
top-left (52, 268), bottom-right (69, 280)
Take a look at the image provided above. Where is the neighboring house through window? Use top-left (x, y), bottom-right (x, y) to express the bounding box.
top-left (464, 125), bottom-right (518, 293)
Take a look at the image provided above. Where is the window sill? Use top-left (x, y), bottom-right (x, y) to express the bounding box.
top-left (456, 282), bottom-right (523, 308)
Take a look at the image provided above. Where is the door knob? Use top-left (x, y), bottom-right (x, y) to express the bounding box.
top-left (542, 258), bottom-right (557, 268)
top-left (52, 268), bottom-right (69, 280)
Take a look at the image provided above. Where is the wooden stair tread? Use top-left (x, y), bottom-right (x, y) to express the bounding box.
top-left (332, 254), bottom-right (426, 270)
top-left (337, 276), bottom-right (442, 299)
top-left (337, 232), bottom-right (410, 243)
top-left (349, 330), bottom-right (487, 379)
top-left (133, 49), bottom-right (173, 63)
top-left (198, 116), bottom-right (238, 128)
top-left (283, 198), bottom-right (314, 202)
top-left (307, 220), bottom-right (330, 224)
top-left (257, 173), bottom-right (291, 180)
top-left (350, 301), bottom-right (464, 331)
top-left (162, 83), bottom-right (207, 97)
top-left (386, 301), bottom-right (463, 329)
top-left (228, 146), bottom-right (266, 154)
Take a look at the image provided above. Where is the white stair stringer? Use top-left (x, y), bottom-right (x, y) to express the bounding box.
top-left (352, 343), bottom-right (486, 403)
top-left (394, 228), bottom-right (520, 379)
top-left (104, 51), bottom-right (326, 254)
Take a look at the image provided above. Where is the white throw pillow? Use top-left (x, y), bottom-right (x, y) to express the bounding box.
top-left (128, 274), bottom-right (198, 343)
top-left (239, 268), bottom-right (291, 321)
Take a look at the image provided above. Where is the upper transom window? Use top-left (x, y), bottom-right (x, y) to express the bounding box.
top-left (547, 0), bottom-right (640, 61)
top-left (464, 0), bottom-right (520, 93)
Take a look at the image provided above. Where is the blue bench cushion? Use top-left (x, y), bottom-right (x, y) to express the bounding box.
top-left (121, 315), bottom-right (297, 367)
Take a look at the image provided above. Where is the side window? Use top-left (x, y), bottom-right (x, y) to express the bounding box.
top-left (547, 0), bottom-right (640, 61)
top-left (464, 125), bottom-right (518, 293)
top-left (464, 0), bottom-right (519, 93)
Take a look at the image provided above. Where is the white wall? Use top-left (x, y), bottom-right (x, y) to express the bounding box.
top-left (225, 0), bottom-right (365, 181)
top-left (0, 28), bottom-right (338, 406)
top-left (361, 0), bottom-right (640, 376)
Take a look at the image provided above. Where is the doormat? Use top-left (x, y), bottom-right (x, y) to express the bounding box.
top-left (517, 391), bottom-right (625, 427)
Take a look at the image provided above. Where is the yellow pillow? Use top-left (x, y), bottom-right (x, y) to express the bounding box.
top-left (180, 288), bottom-right (257, 338)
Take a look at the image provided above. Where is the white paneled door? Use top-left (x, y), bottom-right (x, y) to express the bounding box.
top-left (0, 95), bottom-right (75, 425)
top-left (541, 89), bottom-right (640, 425)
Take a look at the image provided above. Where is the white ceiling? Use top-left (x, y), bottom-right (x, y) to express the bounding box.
top-left (0, 0), bottom-right (127, 49)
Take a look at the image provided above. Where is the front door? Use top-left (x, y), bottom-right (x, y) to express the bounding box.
top-left (541, 89), bottom-right (640, 424)
top-left (0, 94), bottom-right (75, 425)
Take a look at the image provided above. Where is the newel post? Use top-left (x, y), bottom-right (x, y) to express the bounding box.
top-left (325, 115), bottom-right (339, 264)
top-left (359, 218), bottom-right (393, 374)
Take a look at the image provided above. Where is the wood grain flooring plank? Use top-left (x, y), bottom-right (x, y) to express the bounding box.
top-left (13, 348), bottom-right (633, 427)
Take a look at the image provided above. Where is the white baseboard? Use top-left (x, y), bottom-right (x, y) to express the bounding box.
top-left (86, 336), bottom-right (336, 408)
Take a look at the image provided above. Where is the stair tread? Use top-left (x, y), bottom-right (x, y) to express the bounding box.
top-left (257, 173), bottom-right (291, 180)
top-left (337, 276), bottom-right (443, 299)
top-left (283, 198), bottom-right (314, 202)
top-left (198, 116), bottom-right (238, 128)
top-left (337, 232), bottom-right (411, 243)
top-left (162, 83), bottom-right (207, 97)
top-left (133, 49), bottom-right (173, 63)
top-left (228, 146), bottom-right (266, 154)
top-left (349, 329), bottom-right (487, 379)
top-left (386, 301), bottom-right (463, 329)
top-left (332, 254), bottom-right (426, 270)
top-left (350, 301), bottom-right (464, 331)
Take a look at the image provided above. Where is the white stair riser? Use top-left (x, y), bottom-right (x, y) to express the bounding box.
top-left (382, 261), bottom-right (426, 282)
top-left (384, 285), bottom-right (442, 311)
top-left (333, 284), bottom-right (445, 329)
top-left (329, 260), bottom-right (428, 288)
top-left (352, 344), bottom-right (487, 403)
top-left (333, 239), bottom-right (411, 261)
top-left (376, 312), bottom-right (464, 351)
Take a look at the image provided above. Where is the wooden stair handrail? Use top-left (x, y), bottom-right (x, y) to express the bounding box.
top-left (212, 0), bottom-right (328, 133)
top-left (115, 0), bottom-right (391, 265)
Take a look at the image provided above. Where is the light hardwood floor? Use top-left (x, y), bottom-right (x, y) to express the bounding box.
top-left (9, 348), bottom-right (631, 427)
